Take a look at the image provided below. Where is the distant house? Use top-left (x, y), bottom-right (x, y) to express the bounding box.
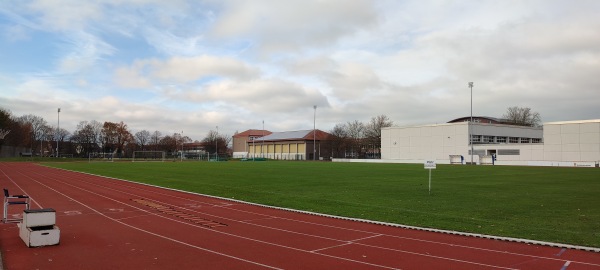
top-left (232, 129), bottom-right (272, 158)
top-left (233, 129), bottom-right (332, 160)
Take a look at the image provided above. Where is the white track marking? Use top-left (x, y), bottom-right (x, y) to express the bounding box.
top-left (355, 242), bottom-right (518, 270)
top-left (0, 168), bottom-right (43, 209)
top-left (10, 171), bottom-right (282, 270)
top-left (17, 168), bottom-right (400, 270)
top-left (32, 165), bottom-right (600, 268)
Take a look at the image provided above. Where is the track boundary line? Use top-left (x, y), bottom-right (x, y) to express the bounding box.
top-left (52, 174), bottom-right (572, 269)
top-left (16, 164), bottom-right (600, 269)
top-left (56, 167), bottom-right (600, 253)
top-left (5, 170), bottom-right (283, 270)
top-left (21, 168), bottom-right (402, 270)
top-left (355, 242), bottom-right (519, 270)
top-left (44, 164), bottom-right (600, 254)
top-left (36, 167), bottom-right (600, 268)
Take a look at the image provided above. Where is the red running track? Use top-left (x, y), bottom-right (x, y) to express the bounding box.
top-left (0, 162), bottom-right (599, 269)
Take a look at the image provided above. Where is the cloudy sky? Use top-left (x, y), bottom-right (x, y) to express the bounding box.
top-left (1, 0), bottom-right (599, 141)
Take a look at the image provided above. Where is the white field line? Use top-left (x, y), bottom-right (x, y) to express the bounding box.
top-left (7, 172), bottom-right (282, 269)
top-left (43, 165), bottom-right (600, 264)
top-left (19, 168), bottom-right (400, 270)
top-left (34, 167), bottom-right (581, 269)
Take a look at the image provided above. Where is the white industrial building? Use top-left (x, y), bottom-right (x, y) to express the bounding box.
top-left (380, 119), bottom-right (600, 167)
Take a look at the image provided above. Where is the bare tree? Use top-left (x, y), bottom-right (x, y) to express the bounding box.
top-left (102, 121), bottom-right (133, 157)
top-left (364, 115), bottom-right (393, 149)
top-left (346, 120), bottom-right (365, 158)
top-left (72, 120), bottom-right (103, 155)
top-left (16, 114), bottom-right (48, 155)
top-left (151, 130), bottom-right (162, 150)
top-left (328, 123), bottom-right (348, 158)
top-left (135, 130), bottom-right (151, 151)
top-left (158, 135), bottom-right (177, 154)
top-left (502, 106), bottom-right (542, 127)
top-left (0, 108), bottom-right (13, 147)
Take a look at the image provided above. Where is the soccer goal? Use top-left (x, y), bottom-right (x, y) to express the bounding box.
top-left (132, 151), bottom-right (166, 162)
top-left (88, 152), bottom-right (115, 162)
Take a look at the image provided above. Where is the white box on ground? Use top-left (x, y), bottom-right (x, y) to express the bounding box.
top-left (19, 208), bottom-right (60, 247)
top-left (23, 208), bottom-right (56, 227)
top-left (19, 224), bottom-right (60, 247)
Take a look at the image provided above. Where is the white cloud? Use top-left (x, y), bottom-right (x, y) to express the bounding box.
top-left (114, 55), bottom-right (261, 88)
top-left (58, 31), bottom-right (116, 73)
top-left (2, 0), bottom-right (600, 140)
top-left (152, 56), bottom-right (260, 82)
top-left (180, 78), bottom-right (329, 114)
top-left (25, 0), bottom-right (103, 31)
top-left (210, 0), bottom-right (378, 52)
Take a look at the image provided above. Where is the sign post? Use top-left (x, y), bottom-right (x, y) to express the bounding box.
top-left (424, 160), bottom-right (436, 194)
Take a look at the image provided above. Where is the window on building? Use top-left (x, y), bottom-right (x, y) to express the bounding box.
top-left (483, 136), bottom-right (494, 143)
top-left (531, 138), bottom-right (542, 143)
top-left (471, 135), bottom-right (481, 143)
top-left (520, 138), bottom-right (530, 143)
top-left (509, 137), bottom-right (519, 143)
top-left (496, 137), bottom-right (507, 143)
top-left (469, 150), bottom-right (486, 155)
top-left (498, 149), bottom-right (520, 155)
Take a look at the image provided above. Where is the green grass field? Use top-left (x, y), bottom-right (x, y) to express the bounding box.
top-left (45, 161), bottom-right (600, 248)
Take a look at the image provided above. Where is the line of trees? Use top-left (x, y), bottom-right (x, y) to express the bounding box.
top-left (0, 107), bottom-right (230, 158)
top-left (327, 115), bottom-right (393, 159)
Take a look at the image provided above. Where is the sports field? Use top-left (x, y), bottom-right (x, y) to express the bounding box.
top-left (47, 161), bottom-right (600, 248)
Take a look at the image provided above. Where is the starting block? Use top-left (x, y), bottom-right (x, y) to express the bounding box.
top-left (19, 208), bottom-right (60, 247)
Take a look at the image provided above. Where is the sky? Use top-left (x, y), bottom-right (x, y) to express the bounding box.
top-left (1, 0), bottom-right (599, 141)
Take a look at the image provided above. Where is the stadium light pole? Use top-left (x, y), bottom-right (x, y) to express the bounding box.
top-left (56, 108), bottom-right (60, 158)
top-left (262, 120), bottom-right (265, 158)
top-left (216, 126), bottom-right (218, 161)
top-left (469, 82), bottom-right (474, 165)
top-left (313, 105), bottom-right (316, 161)
top-left (181, 130), bottom-right (184, 162)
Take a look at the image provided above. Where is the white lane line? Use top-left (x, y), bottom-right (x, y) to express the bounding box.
top-left (37, 166), bottom-right (600, 268)
top-left (44, 171), bottom-right (358, 244)
top-left (0, 168), bottom-right (43, 209)
top-left (356, 242), bottom-right (517, 270)
top-left (218, 205), bottom-right (600, 267)
top-left (311, 242), bottom-right (353, 253)
top-left (22, 169), bottom-right (400, 270)
top-left (352, 234), bottom-right (384, 242)
top-left (19, 172), bottom-right (282, 270)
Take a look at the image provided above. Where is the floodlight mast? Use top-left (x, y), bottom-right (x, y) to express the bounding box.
top-left (468, 82), bottom-right (474, 165)
top-left (313, 105), bottom-right (316, 161)
top-left (181, 130), bottom-right (184, 162)
top-left (216, 126), bottom-right (218, 161)
top-left (56, 108), bottom-right (60, 158)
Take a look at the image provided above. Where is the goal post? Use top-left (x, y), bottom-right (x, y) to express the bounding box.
top-left (88, 152), bottom-right (115, 163)
top-left (132, 151), bottom-right (166, 162)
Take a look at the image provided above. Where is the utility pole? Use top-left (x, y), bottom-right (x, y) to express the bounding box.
top-left (57, 108), bottom-right (60, 157)
top-left (469, 82), bottom-right (474, 165)
top-left (313, 105), bottom-right (316, 161)
top-left (216, 126), bottom-right (218, 161)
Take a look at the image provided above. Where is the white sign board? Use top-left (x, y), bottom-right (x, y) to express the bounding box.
top-left (424, 160), bottom-right (436, 169)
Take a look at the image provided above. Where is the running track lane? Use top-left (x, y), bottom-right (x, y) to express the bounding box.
top-left (0, 163), bottom-right (598, 269)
